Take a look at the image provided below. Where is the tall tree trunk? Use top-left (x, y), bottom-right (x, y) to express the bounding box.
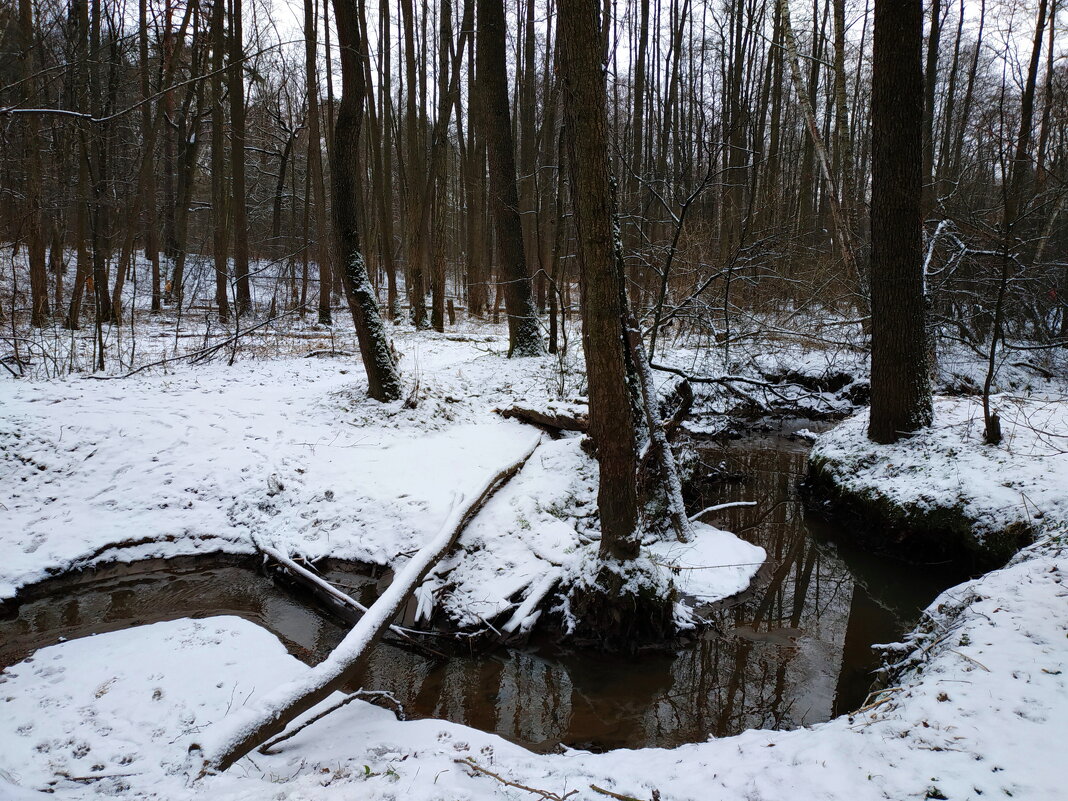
top-left (18, 0), bottom-right (49, 327)
top-left (475, 0), bottom-right (542, 356)
top-left (88, 0), bottom-right (113, 329)
top-left (400, 0), bottom-right (428, 327)
top-left (211, 0), bottom-right (231, 323)
top-left (921, 0), bottom-right (942, 215)
top-left (518, 0), bottom-right (541, 312)
top-left (331, 0), bottom-right (403, 402)
top-left (140, 0), bottom-right (161, 313)
top-left (305, 0), bottom-right (332, 325)
top-left (360, 0), bottom-right (398, 320)
top-left (1004, 0), bottom-right (1048, 227)
top-left (832, 0), bottom-right (856, 235)
top-left (229, 0), bottom-right (251, 316)
top-left (868, 0), bottom-right (932, 443)
top-left (559, 0), bottom-right (638, 558)
top-left (64, 0), bottom-right (90, 330)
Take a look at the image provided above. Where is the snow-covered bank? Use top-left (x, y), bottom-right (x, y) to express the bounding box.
top-left (808, 393), bottom-right (1068, 564)
top-left (1, 534), bottom-right (1063, 799)
top-left (4, 320), bottom-right (1067, 799)
top-left (0, 329), bottom-right (762, 627)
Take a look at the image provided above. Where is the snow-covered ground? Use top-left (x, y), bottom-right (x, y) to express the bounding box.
top-left (1, 535), bottom-right (1063, 799)
top-left (0, 325), bottom-right (764, 627)
top-left (811, 393), bottom-right (1068, 555)
top-left (3, 276), bottom-right (1067, 799)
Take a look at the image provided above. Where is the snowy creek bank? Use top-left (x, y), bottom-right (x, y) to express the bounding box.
top-left (1, 430), bottom-right (957, 756)
top-left (804, 394), bottom-right (1068, 569)
top-left (2, 447), bottom-right (1065, 801)
top-left (4, 330), bottom-right (1066, 798)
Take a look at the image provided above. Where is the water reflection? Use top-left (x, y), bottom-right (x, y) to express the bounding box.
top-left (0, 435), bottom-right (952, 751)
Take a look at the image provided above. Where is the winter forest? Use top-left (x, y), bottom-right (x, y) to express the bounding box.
top-left (1, 0), bottom-right (1066, 797)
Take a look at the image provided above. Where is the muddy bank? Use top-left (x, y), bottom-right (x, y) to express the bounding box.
top-left (802, 457), bottom-right (1033, 570)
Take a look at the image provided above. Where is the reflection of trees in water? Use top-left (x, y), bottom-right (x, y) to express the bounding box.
top-left (642, 444), bottom-right (856, 741)
top-left (361, 442), bottom-right (860, 749)
top-left (0, 567), bottom-right (309, 667)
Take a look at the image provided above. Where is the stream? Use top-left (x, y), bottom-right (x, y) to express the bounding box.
top-left (0, 430), bottom-right (959, 753)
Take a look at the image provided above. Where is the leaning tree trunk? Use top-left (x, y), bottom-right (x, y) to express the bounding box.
top-left (868, 0), bottom-right (932, 443)
top-left (331, 0), bottom-right (402, 402)
top-left (475, 0), bottom-right (542, 357)
top-left (778, 0), bottom-right (862, 303)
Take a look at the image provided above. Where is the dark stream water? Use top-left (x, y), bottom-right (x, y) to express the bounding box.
top-left (0, 432), bottom-right (958, 752)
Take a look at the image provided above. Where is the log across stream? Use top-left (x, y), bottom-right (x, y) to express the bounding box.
top-left (0, 430), bottom-right (961, 753)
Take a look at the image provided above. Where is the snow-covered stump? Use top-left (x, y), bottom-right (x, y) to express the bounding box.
top-left (190, 435), bottom-right (541, 772)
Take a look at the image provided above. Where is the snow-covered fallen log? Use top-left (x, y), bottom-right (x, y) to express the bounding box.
top-left (189, 434), bottom-right (541, 773)
top-left (495, 402), bottom-right (589, 432)
top-left (254, 542), bottom-right (425, 643)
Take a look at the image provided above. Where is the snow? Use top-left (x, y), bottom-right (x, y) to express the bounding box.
top-left (1, 329), bottom-right (764, 628)
top-left (1, 535), bottom-right (1064, 799)
top-left (4, 293), bottom-right (1067, 800)
top-left (811, 393), bottom-right (1068, 545)
top-left (193, 435), bottom-right (542, 768)
top-left (646, 522), bottom-right (766, 603)
top-left (0, 616), bottom-right (300, 794)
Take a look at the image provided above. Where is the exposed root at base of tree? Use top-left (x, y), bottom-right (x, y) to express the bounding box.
top-left (565, 562), bottom-right (677, 653)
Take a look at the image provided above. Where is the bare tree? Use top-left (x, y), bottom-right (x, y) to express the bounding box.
top-left (868, 0), bottom-right (932, 444)
top-left (330, 0), bottom-right (402, 402)
top-left (475, 0), bottom-right (542, 356)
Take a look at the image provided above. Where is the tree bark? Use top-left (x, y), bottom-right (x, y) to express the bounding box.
top-left (475, 0), bottom-right (542, 356)
top-left (868, 0), bottom-right (932, 443)
top-left (210, 0), bottom-right (231, 323)
top-left (559, 0), bottom-right (639, 560)
top-left (305, 0), bottom-right (333, 325)
top-left (18, 0), bottom-right (49, 327)
top-left (331, 0), bottom-right (402, 402)
top-left (228, 0), bottom-right (252, 316)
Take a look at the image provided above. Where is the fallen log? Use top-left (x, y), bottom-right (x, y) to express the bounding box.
top-left (254, 543), bottom-right (440, 653)
top-left (495, 403), bottom-right (588, 432)
top-left (688, 500), bottom-right (758, 522)
top-left (190, 434), bottom-right (541, 772)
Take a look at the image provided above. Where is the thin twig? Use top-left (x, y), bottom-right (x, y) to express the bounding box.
top-left (456, 757), bottom-right (578, 801)
top-left (590, 784), bottom-right (649, 801)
